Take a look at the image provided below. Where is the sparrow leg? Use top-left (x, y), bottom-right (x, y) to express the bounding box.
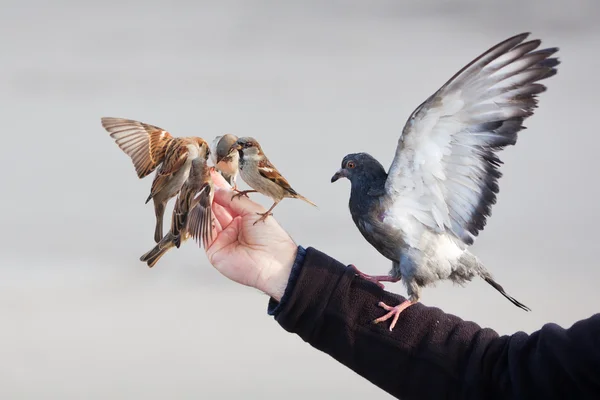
top-left (348, 264), bottom-right (400, 289)
top-left (254, 201), bottom-right (279, 225)
top-left (153, 200), bottom-right (166, 243)
top-left (231, 190), bottom-right (258, 201)
top-left (372, 300), bottom-right (414, 331)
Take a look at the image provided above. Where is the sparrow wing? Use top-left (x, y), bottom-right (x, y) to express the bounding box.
top-left (188, 182), bottom-right (215, 249)
top-left (384, 33), bottom-right (559, 247)
top-left (157, 140), bottom-right (191, 176)
top-left (101, 117), bottom-right (173, 178)
top-left (170, 186), bottom-right (195, 247)
top-left (147, 140), bottom-right (191, 199)
top-left (171, 155), bottom-right (211, 247)
top-left (257, 158), bottom-right (298, 196)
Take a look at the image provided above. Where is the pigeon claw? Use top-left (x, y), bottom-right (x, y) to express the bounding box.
top-left (348, 264), bottom-right (400, 289)
top-left (373, 300), bottom-right (414, 331)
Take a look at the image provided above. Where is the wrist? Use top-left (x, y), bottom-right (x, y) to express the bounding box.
top-left (266, 245), bottom-right (307, 316)
top-left (257, 242), bottom-right (298, 301)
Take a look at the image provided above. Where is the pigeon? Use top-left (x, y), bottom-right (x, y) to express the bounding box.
top-left (228, 137), bottom-right (316, 225)
top-left (331, 32), bottom-right (559, 330)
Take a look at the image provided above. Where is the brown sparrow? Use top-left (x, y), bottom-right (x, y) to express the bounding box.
top-left (229, 137), bottom-right (316, 225)
top-left (139, 141), bottom-right (215, 267)
top-left (101, 117), bottom-right (208, 243)
top-left (209, 134), bottom-right (239, 189)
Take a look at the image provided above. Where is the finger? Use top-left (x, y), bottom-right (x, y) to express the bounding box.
top-left (210, 169), bottom-right (231, 190)
top-left (212, 202), bottom-right (234, 228)
top-left (206, 216), bottom-right (241, 258)
top-left (213, 187), bottom-right (266, 216)
top-left (207, 216), bottom-right (222, 248)
top-left (212, 212), bottom-right (223, 233)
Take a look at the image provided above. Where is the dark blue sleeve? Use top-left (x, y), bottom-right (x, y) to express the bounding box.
top-left (267, 246), bottom-right (600, 399)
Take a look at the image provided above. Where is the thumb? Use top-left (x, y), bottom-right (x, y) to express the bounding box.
top-left (213, 187), bottom-right (266, 217)
top-left (210, 169), bottom-right (231, 189)
top-left (206, 216), bottom-right (241, 261)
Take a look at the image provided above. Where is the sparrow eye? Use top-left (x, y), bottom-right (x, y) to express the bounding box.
top-left (347, 161), bottom-right (355, 169)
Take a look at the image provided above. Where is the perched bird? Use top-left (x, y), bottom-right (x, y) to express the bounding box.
top-left (101, 117), bottom-right (207, 243)
top-left (331, 33), bottom-right (559, 330)
top-left (140, 141), bottom-right (214, 267)
top-left (210, 134), bottom-right (240, 189)
top-left (229, 137), bottom-right (316, 225)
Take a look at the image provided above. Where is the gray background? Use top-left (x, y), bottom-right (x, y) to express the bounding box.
top-left (1, 0), bottom-right (599, 398)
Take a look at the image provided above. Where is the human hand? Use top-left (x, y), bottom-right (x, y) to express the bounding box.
top-left (206, 170), bottom-right (298, 301)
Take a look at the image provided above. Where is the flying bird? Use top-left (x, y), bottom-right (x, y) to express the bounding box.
top-left (140, 141), bottom-right (214, 267)
top-left (210, 134), bottom-right (240, 189)
top-left (331, 32), bottom-right (559, 330)
top-left (229, 137), bottom-right (316, 225)
top-left (101, 117), bottom-right (208, 243)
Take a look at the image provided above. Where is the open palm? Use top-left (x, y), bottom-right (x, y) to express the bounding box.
top-left (206, 171), bottom-right (298, 300)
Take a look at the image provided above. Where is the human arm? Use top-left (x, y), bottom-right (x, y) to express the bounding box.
top-left (267, 246), bottom-right (600, 399)
top-left (205, 170), bottom-right (600, 400)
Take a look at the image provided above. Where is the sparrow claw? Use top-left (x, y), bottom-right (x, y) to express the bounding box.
top-left (372, 300), bottom-right (414, 331)
top-left (231, 190), bottom-right (254, 201)
top-left (253, 212), bottom-right (273, 225)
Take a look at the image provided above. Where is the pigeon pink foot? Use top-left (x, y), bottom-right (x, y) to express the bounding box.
top-left (348, 264), bottom-right (400, 289)
top-left (372, 300), bottom-right (414, 331)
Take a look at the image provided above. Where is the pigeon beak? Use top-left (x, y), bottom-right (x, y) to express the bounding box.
top-left (331, 169), bottom-right (347, 183)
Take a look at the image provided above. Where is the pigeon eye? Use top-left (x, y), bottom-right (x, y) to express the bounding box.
top-left (347, 161), bottom-right (355, 169)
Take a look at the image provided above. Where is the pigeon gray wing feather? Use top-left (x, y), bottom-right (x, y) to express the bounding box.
top-left (384, 32), bottom-right (559, 248)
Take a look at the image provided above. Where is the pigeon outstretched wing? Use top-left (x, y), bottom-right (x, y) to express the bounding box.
top-left (384, 33), bottom-right (559, 247)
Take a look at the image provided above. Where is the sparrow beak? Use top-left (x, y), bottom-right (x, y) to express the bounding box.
top-left (228, 143), bottom-right (242, 155)
top-left (331, 169), bottom-right (347, 183)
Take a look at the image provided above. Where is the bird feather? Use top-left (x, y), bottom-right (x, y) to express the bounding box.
top-left (385, 32), bottom-right (560, 247)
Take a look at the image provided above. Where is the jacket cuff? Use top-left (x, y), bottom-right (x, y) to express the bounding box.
top-left (267, 245), bottom-right (307, 317)
top-left (267, 246), bottom-right (360, 342)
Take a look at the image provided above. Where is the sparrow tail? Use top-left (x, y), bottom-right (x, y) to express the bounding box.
top-left (140, 238), bottom-right (174, 268)
top-left (295, 194), bottom-right (317, 208)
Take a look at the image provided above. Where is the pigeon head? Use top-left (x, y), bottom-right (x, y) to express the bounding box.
top-left (331, 153), bottom-right (387, 185)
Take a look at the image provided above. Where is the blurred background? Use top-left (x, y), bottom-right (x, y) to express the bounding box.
top-left (1, 0), bottom-right (599, 398)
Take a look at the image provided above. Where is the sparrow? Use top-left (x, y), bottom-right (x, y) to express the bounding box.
top-left (229, 137), bottom-right (316, 225)
top-left (210, 134), bottom-right (240, 189)
top-left (331, 32), bottom-right (559, 330)
top-left (140, 141), bottom-right (214, 267)
top-left (101, 117), bottom-right (207, 243)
